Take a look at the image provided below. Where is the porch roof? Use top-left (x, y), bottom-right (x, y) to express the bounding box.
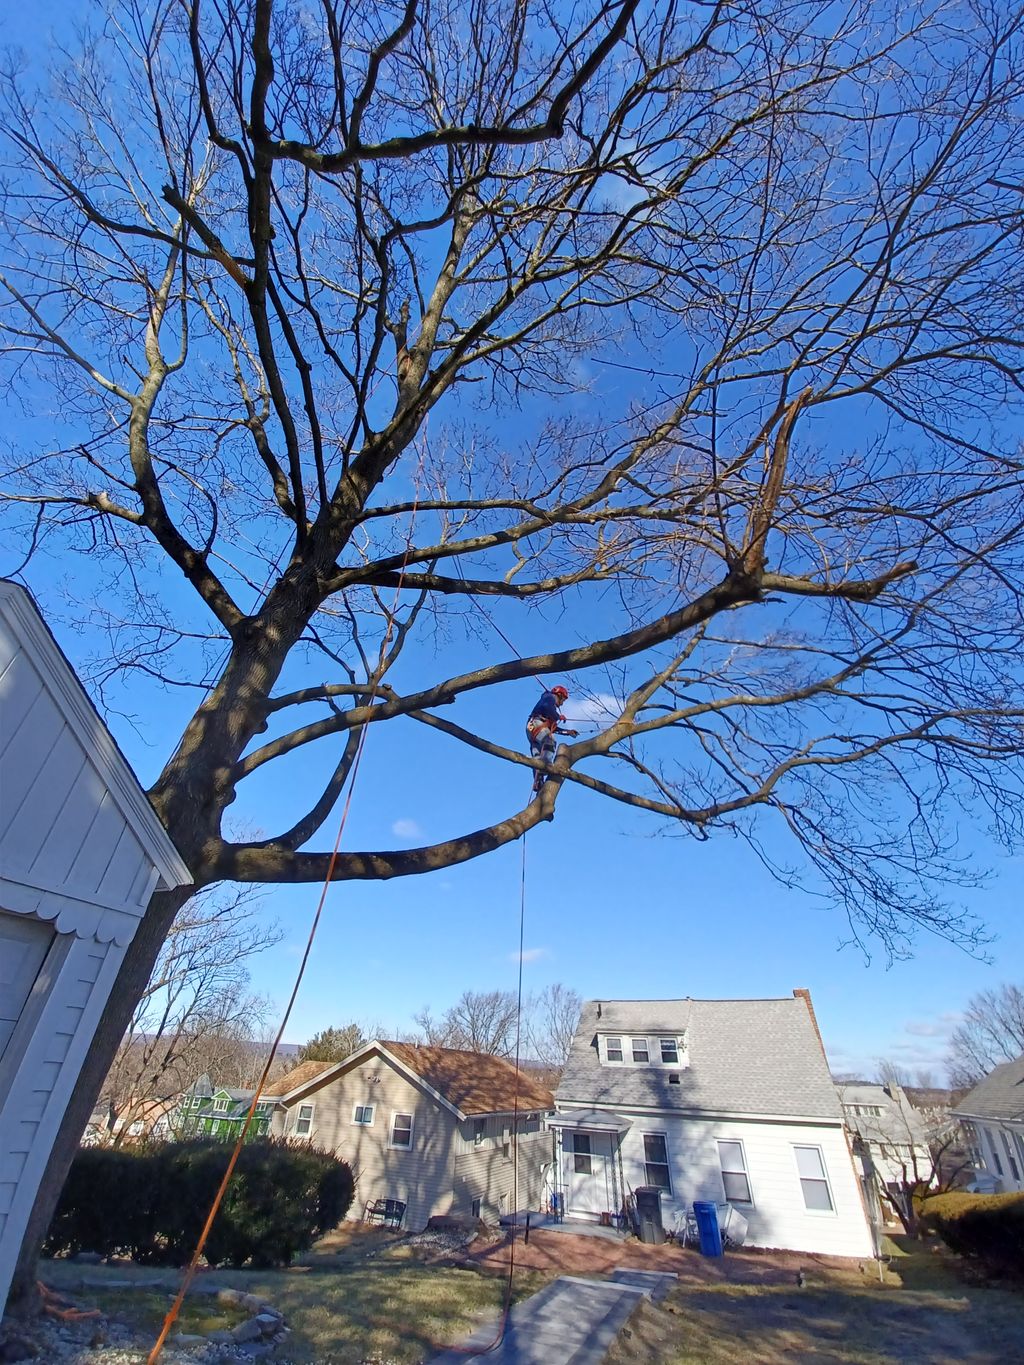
top-left (549, 1108), bottom-right (633, 1134)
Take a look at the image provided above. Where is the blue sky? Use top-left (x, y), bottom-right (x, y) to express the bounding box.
top-left (3, 0), bottom-right (1022, 1086)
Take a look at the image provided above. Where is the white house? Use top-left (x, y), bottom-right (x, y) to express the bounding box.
top-left (553, 992), bottom-right (874, 1258)
top-left (838, 1082), bottom-right (938, 1227)
top-left (0, 581), bottom-right (191, 1311)
top-left (953, 1054), bottom-right (1024, 1193)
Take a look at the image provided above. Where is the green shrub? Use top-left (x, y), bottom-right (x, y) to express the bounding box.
top-left (45, 1138), bottom-right (353, 1269)
top-left (921, 1190), bottom-right (1024, 1277)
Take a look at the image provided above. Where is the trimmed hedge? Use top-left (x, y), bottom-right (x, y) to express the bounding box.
top-left (45, 1138), bottom-right (353, 1268)
top-left (920, 1190), bottom-right (1024, 1277)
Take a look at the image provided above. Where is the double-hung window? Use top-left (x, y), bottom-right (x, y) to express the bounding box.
top-left (295, 1103), bottom-right (315, 1137)
top-left (660, 1038), bottom-right (679, 1065)
top-left (605, 1037), bottom-right (623, 1063)
top-left (473, 1119), bottom-right (486, 1146)
top-left (213, 1097), bottom-right (228, 1113)
top-left (1000, 1130), bottom-right (1020, 1182)
top-left (794, 1145), bottom-right (834, 1211)
top-left (352, 1104), bottom-right (374, 1126)
top-left (643, 1134), bottom-right (671, 1192)
top-left (717, 1140), bottom-right (753, 1204)
top-left (390, 1112), bottom-right (414, 1149)
top-left (631, 1038), bottom-right (650, 1064)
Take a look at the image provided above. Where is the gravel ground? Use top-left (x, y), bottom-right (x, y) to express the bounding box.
top-left (0, 1308), bottom-right (278, 1365)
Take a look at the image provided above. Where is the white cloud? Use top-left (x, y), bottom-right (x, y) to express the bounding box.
top-left (563, 692), bottom-right (624, 726)
top-left (391, 818), bottom-right (424, 841)
top-left (509, 947), bottom-right (549, 964)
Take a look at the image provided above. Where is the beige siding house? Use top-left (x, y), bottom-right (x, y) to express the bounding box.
top-left (270, 1042), bottom-right (554, 1230)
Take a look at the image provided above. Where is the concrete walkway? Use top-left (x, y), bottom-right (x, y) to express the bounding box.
top-left (430, 1268), bottom-right (677, 1364)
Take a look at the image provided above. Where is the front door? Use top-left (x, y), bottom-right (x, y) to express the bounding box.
top-left (564, 1131), bottom-right (613, 1215)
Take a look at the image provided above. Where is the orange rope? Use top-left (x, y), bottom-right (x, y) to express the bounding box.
top-left (147, 471), bottom-right (424, 1363)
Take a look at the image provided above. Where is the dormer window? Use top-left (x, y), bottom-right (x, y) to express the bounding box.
top-left (660, 1038), bottom-right (679, 1065)
top-left (604, 1037), bottom-right (623, 1063)
top-left (631, 1038), bottom-right (650, 1063)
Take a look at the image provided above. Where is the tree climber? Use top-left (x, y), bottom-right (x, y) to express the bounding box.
top-left (526, 684), bottom-right (578, 795)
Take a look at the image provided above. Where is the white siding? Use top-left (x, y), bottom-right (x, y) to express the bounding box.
top-left (0, 938), bottom-right (119, 1298)
top-left (0, 584), bottom-right (191, 1314)
top-left (558, 1108), bottom-right (874, 1258)
top-left (0, 634), bottom-right (153, 921)
top-left (976, 1121), bottom-right (1024, 1192)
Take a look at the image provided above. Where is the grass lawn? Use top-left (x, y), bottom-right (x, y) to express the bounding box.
top-left (604, 1236), bottom-right (1024, 1365)
top-left (41, 1228), bottom-right (548, 1364)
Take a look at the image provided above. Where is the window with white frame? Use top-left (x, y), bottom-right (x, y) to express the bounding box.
top-left (295, 1103), bottom-right (315, 1137)
top-left (985, 1128), bottom-right (1004, 1176)
top-left (794, 1145), bottom-right (834, 1211)
top-left (605, 1036), bottom-right (623, 1063)
top-left (352, 1104), bottom-right (374, 1126)
top-left (390, 1112), bottom-right (414, 1149)
top-left (717, 1140), bottom-right (753, 1204)
top-left (660, 1038), bottom-right (679, 1064)
top-left (643, 1133), bottom-right (671, 1192)
top-left (631, 1037), bottom-right (650, 1063)
top-left (572, 1132), bottom-right (593, 1175)
top-left (213, 1097), bottom-right (228, 1112)
top-left (1000, 1130), bottom-right (1020, 1182)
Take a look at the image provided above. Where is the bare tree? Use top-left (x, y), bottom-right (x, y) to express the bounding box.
top-left (414, 990), bottom-right (520, 1057)
top-left (97, 884), bottom-right (279, 1144)
top-left (841, 1081), bottom-right (967, 1237)
top-left (947, 983), bottom-right (1024, 1088)
top-left (525, 985), bottom-right (583, 1071)
top-left (2, 0), bottom-right (1024, 1308)
top-left (876, 1059), bottom-right (913, 1089)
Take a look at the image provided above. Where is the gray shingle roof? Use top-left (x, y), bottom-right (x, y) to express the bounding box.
top-left (953, 1054), bottom-right (1024, 1122)
top-left (556, 997), bottom-right (842, 1121)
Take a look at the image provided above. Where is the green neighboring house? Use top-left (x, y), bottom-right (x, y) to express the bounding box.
top-left (171, 1074), bottom-right (273, 1142)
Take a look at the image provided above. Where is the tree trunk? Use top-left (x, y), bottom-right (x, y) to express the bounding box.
top-left (5, 884), bottom-right (191, 1316)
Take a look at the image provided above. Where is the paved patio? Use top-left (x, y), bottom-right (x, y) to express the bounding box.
top-left (500, 1211), bottom-right (627, 1242)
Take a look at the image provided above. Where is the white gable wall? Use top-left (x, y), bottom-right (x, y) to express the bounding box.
top-left (0, 583), bottom-right (190, 1312)
top-left (558, 1107), bottom-right (874, 1258)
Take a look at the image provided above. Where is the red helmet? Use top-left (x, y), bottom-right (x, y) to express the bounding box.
top-left (551, 684), bottom-right (569, 701)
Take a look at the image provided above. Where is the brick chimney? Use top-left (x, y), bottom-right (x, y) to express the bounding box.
top-left (793, 988), bottom-right (827, 1061)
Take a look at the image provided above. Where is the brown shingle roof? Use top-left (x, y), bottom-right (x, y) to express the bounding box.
top-left (270, 1059), bottom-right (336, 1098)
top-left (383, 1041), bottom-right (554, 1116)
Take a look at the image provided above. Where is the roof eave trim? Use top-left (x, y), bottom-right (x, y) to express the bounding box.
top-left (275, 1041), bottom-right (468, 1119)
top-left (555, 1099), bottom-right (843, 1125)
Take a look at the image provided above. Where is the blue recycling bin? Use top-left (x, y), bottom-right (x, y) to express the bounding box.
top-left (692, 1201), bottom-right (723, 1257)
top-left (550, 1191), bottom-right (565, 1222)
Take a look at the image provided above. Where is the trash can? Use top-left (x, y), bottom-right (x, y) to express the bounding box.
top-left (692, 1200), bottom-right (723, 1257)
top-left (550, 1191), bottom-right (565, 1222)
top-left (634, 1186), bottom-right (665, 1245)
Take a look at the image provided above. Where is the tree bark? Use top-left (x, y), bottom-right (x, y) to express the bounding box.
top-left (5, 884), bottom-right (191, 1316)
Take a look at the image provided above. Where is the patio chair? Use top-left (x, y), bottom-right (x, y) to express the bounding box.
top-left (363, 1197), bottom-right (406, 1230)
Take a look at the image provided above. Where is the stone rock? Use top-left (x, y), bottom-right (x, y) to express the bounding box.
top-left (254, 1312), bottom-right (281, 1332)
top-left (207, 1329), bottom-right (235, 1344)
top-left (0, 1336), bottom-right (39, 1363)
top-left (240, 1293), bottom-right (264, 1313)
top-left (216, 1288), bottom-right (245, 1305)
top-left (169, 1333), bottom-right (206, 1346)
top-left (71, 1251), bottom-right (103, 1264)
top-left (231, 1317), bottom-right (264, 1343)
